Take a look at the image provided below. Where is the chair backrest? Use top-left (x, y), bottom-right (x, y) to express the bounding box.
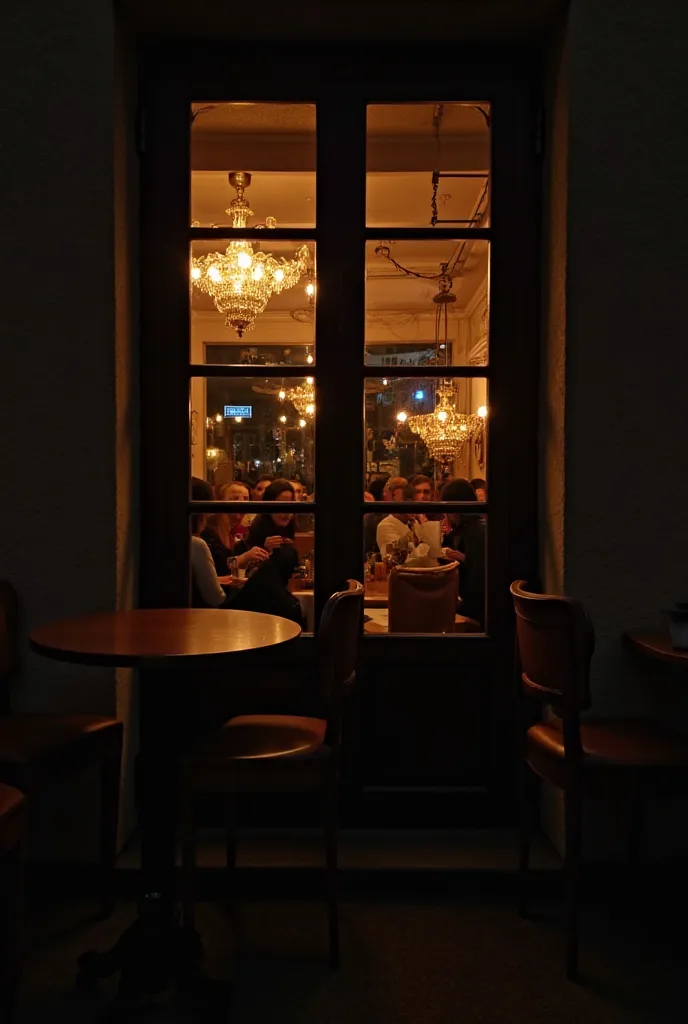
top-left (510, 580), bottom-right (594, 715)
top-left (0, 581), bottom-right (18, 713)
top-left (317, 579), bottom-right (364, 746)
top-left (388, 562), bottom-right (458, 633)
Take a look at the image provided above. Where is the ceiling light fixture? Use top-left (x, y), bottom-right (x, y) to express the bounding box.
top-left (191, 172), bottom-right (309, 338)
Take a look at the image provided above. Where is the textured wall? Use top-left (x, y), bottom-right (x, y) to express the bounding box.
top-left (0, 0), bottom-right (119, 713)
top-left (565, 0), bottom-right (688, 716)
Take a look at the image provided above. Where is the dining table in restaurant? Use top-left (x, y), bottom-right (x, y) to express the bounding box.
top-left (624, 630), bottom-right (688, 668)
top-left (29, 607), bottom-right (301, 1009)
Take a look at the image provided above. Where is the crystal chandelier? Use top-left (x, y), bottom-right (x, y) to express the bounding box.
top-left (191, 172), bottom-right (310, 338)
top-left (279, 377), bottom-right (315, 418)
top-left (408, 380), bottom-right (486, 465)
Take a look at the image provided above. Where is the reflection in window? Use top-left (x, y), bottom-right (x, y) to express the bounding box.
top-left (191, 377), bottom-right (315, 493)
top-left (365, 377), bottom-right (488, 495)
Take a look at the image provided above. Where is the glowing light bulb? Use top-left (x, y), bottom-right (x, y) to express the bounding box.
top-left (299, 418), bottom-right (307, 428)
top-left (279, 389), bottom-right (286, 401)
top-left (306, 377), bottom-right (313, 385)
top-left (208, 266), bottom-right (221, 282)
top-left (237, 251), bottom-right (252, 269)
top-left (215, 413), bottom-right (222, 423)
top-left (306, 282), bottom-right (315, 297)
top-left (305, 403), bottom-right (315, 416)
top-left (252, 265), bottom-right (264, 281)
top-left (477, 405), bottom-right (488, 418)
top-left (273, 268), bottom-right (285, 283)
top-left (382, 378), bottom-right (388, 386)
top-left (397, 411), bottom-right (407, 423)
top-left (279, 415), bottom-right (287, 424)
top-left (306, 353), bottom-right (313, 364)
top-left (233, 280), bottom-right (242, 294)
top-left (234, 416), bottom-right (242, 423)
top-left (460, 423), bottom-right (468, 432)
top-left (437, 410), bottom-right (448, 422)
top-left (191, 266), bottom-right (201, 280)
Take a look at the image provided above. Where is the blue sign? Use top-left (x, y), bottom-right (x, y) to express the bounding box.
top-left (414, 390), bottom-right (425, 401)
top-left (224, 405), bottom-right (252, 419)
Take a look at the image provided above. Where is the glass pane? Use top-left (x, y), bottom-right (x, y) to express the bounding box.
top-left (191, 239), bottom-right (315, 362)
top-left (366, 103), bottom-right (490, 228)
top-left (362, 513), bottom-right (487, 635)
top-left (190, 102), bottom-right (316, 227)
top-left (189, 502), bottom-right (315, 634)
top-left (191, 376), bottom-right (315, 493)
top-left (365, 376), bottom-right (488, 494)
top-left (365, 239), bottom-right (489, 366)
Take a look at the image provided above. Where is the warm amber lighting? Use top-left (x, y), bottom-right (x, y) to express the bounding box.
top-left (306, 352), bottom-right (314, 364)
top-left (382, 378), bottom-right (389, 386)
top-left (215, 413), bottom-right (222, 423)
top-left (306, 282), bottom-right (315, 297)
top-left (397, 411), bottom-right (408, 423)
top-left (234, 416), bottom-right (242, 423)
top-left (477, 405), bottom-right (488, 418)
top-left (305, 403), bottom-right (315, 416)
top-left (279, 389), bottom-right (286, 400)
top-left (279, 414), bottom-right (287, 423)
top-left (299, 418), bottom-right (307, 428)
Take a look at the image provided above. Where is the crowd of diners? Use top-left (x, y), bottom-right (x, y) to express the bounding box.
top-left (190, 470), bottom-right (486, 628)
top-left (363, 473), bottom-right (486, 625)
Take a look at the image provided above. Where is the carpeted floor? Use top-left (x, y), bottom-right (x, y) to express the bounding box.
top-left (16, 884), bottom-right (685, 1023)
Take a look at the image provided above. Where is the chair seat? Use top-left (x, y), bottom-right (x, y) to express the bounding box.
top-left (0, 783), bottom-right (26, 856)
top-left (0, 714), bottom-right (123, 788)
top-left (183, 715), bottom-right (330, 794)
top-left (528, 717), bottom-right (688, 771)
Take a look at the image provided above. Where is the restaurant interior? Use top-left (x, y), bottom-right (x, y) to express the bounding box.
top-left (3, 12), bottom-right (688, 1020)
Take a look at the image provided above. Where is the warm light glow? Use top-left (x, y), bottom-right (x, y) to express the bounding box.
top-left (215, 413), bottom-right (222, 423)
top-left (191, 266), bottom-right (201, 280)
top-left (252, 265), bottom-right (264, 281)
top-left (279, 414), bottom-right (287, 423)
top-left (397, 411), bottom-right (408, 423)
top-left (206, 447), bottom-right (219, 458)
top-left (437, 410), bottom-right (448, 422)
top-left (460, 423), bottom-right (468, 432)
top-left (477, 405), bottom-right (488, 418)
top-left (306, 353), bottom-right (313, 364)
top-left (279, 389), bottom-right (286, 400)
top-left (305, 403), bottom-right (315, 416)
top-left (233, 281), bottom-right (242, 294)
top-left (208, 266), bottom-right (221, 283)
top-left (237, 251), bottom-right (252, 269)
top-left (234, 416), bottom-right (242, 423)
top-left (299, 418), bottom-right (307, 428)
top-left (306, 282), bottom-right (315, 297)
top-left (273, 268), bottom-right (285, 283)
top-left (306, 376), bottom-right (314, 385)
top-left (382, 378), bottom-right (388, 386)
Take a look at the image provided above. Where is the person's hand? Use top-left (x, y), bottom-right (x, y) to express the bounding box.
top-left (264, 536), bottom-right (284, 552)
top-left (281, 536), bottom-right (294, 545)
top-left (441, 546), bottom-right (465, 563)
top-left (237, 546), bottom-right (269, 568)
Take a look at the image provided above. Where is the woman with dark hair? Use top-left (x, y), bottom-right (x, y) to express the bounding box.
top-left (232, 479), bottom-right (303, 625)
top-left (201, 481), bottom-right (268, 576)
top-left (440, 477), bottom-right (485, 627)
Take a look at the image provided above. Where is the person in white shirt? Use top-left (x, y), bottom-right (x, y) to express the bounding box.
top-left (376, 483), bottom-right (415, 554)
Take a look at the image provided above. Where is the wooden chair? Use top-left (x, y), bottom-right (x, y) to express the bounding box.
top-left (0, 582), bottom-right (123, 917)
top-left (511, 580), bottom-right (688, 980)
top-left (179, 580), bottom-right (364, 966)
top-left (388, 562), bottom-right (458, 633)
top-left (0, 783), bottom-right (25, 1024)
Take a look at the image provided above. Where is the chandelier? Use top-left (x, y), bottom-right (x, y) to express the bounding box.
top-left (279, 377), bottom-right (315, 418)
top-left (190, 171), bottom-right (310, 338)
top-left (408, 381), bottom-right (486, 465)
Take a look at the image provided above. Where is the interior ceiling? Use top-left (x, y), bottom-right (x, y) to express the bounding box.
top-left (190, 101), bottom-right (490, 330)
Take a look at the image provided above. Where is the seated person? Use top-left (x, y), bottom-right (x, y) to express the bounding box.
top-left (190, 478), bottom-right (234, 608)
top-left (291, 477), bottom-right (314, 532)
top-left (376, 483), bottom-right (415, 553)
top-left (470, 478), bottom-right (487, 502)
top-left (440, 477), bottom-right (486, 627)
top-left (409, 474), bottom-right (433, 501)
top-left (202, 481), bottom-right (268, 576)
top-left (232, 479), bottom-right (303, 625)
top-left (243, 473), bottom-right (275, 528)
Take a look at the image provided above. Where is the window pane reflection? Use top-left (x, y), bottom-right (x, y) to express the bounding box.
top-left (365, 377), bottom-right (488, 495)
top-left (362, 513), bottom-right (487, 635)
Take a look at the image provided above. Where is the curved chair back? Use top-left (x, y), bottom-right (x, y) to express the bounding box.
top-left (318, 580), bottom-right (364, 746)
top-left (510, 580), bottom-right (594, 716)
top-left (389, 562), bottom-right (458, 633)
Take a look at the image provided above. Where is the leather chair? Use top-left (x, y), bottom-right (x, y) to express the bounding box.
top-left (511, 580), bottom-right (688, 980)
top-left (388, 562), bottom-right (458, 633)
top-left (0, 582), bottom-right (123, 917)
top-left (0, 783), bottom-right (26, 1024)
top-left (179, 580), bottom-right (364, 966)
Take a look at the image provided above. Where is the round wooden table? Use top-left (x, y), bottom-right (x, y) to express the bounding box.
top-left (625, 630), bottom-right (688, 667)
top-left (29, 607), bottom-right (301, 1007)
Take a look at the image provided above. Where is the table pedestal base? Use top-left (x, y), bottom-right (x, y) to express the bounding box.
top-left (76, 894), bottom-right (231, 1017)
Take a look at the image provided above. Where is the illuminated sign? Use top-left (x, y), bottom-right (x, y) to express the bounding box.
top-left (224, 405), bottom-right (252, 419)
